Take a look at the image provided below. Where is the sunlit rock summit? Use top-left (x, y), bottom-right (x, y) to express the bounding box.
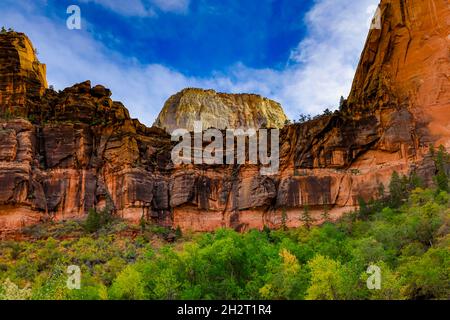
top-left (154, 88), bottom-right (287, 133)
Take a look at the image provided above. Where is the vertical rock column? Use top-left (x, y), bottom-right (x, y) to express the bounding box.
top-left (0, 32), bottom-right (47, 117)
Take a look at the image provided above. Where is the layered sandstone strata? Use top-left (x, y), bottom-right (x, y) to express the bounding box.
top-left (0, 0), bottom-right (449, 235)
top-left (154, 88), bottom-right (288, 133)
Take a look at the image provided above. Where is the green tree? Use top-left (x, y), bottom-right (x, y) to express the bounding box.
top-left (85, 208), bottom-right (101, 233)
top-left (31, 266), bottom-right (69, 300)
top-left (357, 197), bottom-right (369, 219)
top-left (321, 204), bottom-right (330, 221)
top-left (400, 247), bottom-right (450, 299)
top-left (281, 207), bottom-right (288, 230)
top-left (377, 182), bottom-right (385, 199)
top-left (152, 268), bottom-right (182, 299)
top-left (433, 145), bottom-right (450, 192)
top-left (298, 113), bottom-right (312, 123)
top-left (306, 255), bottom-right (345, 300)
top-left (389, 171), bottom-right (408, 207)
top-left (409, 171), bottom-right (423, 190)
top-left (84, 207), bottom-right (113, 233)
top-left (339, 96), bottom-right (346, 111)
top-left (259, 249), bottom-right (307, 300)
top-left (109, 266), bottom-right (146, 300)
top-left (361, 262), bottom-right (405, 300)
top-left (300, 205), bottom-right (314, 230)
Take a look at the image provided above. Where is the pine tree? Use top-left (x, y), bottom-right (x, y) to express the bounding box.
top-left (139, 215), bottom-right (146, 233)
top-left (84, 206), bottom-right (113, 233)
top-left (429, 144), bottom-right (435, 157)
top-left (409, 171), bottom-right (423, 190)
top-left (377, 182), bottom-right (385, 199)
top-left (298, 113), bottom-right (312, 123)
top-left (300, 204), bottom-right (314, 230)
top-left (357, 197), bottom-right (369, 218)
top-left (389, 171), bottom-right (404, 207)
top-left (434, 145), bottom-right (450, 192)
top-left (321, 204), bottom-right (330, 221)
top-left (281, 207), bottom-right (288, 230)
top-left (339, 96), bottom-right (345, 110)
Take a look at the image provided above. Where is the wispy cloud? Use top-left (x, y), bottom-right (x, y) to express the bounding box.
top-left (279, 0), bottom-right (381, 114)
top-left (78, 0), bottom-right (190, 16)
top-left (0, 0), bottom-right (379, 125)
top-left (150, 0), bottom-right (190, 14)
top-left (78, 0), bottom-right (155, 17)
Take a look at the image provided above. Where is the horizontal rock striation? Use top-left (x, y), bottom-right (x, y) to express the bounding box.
top-left (154, 88), bottom-right (288, 133)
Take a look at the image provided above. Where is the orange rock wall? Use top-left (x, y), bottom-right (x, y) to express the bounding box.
top-left (0, 0), bottom-right (449, 235)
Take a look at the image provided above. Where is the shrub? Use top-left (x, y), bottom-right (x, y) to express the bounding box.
top-left (109, 266), bottom-right (146, 300)
top-left (0, 278), bottom-right (32, 300)
top-left (84, 207), bottom-right (114, 233)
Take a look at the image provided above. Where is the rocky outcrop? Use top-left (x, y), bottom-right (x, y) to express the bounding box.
top-left (154, 88), bottom-right (288, 133)
top-left (348, 0), bottom-right (450, 149)
top-left (349, 0), bottom-right (450, 116)
top-left (0, 31), bottom-right (47, 117)
top-left (0, 0), bottom-right (449, 235)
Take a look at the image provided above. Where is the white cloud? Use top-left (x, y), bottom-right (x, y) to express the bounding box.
top-left (0, 0), bottom-right (380, 125)
top-left (78, 0), bottom-right (154, 16)
top-left (279, 0), bottom-right (381, 115)
top-left (78, 0), bottom-right (190, 16)
top-left (150, 0), bottom-right (190, 13)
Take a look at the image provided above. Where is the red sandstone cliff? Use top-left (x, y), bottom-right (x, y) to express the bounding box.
top-left (0, 0), bottom-right (449, 235)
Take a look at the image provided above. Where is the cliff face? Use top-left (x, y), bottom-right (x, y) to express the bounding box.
top-left (0, 32), bottom-right (47, 117)
top-left (348, 0), bottom-right (450, 147)
top-left (154, 88), bottom-right (288, 133)
top-left (0, 0), bottom-right (449, 236)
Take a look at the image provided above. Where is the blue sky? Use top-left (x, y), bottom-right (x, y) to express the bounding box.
top-left (0, 0), bottom-right (380, 125)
